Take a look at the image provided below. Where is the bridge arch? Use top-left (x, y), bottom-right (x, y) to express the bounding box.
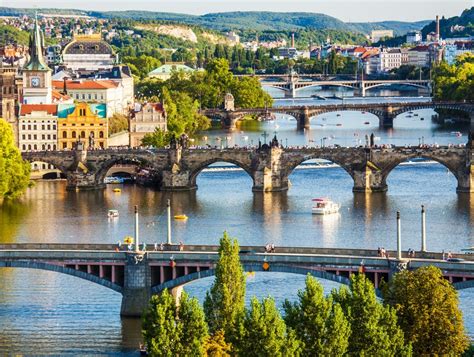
top-left (95, 156), bottom-right (156, 185)
top-left (22, 155), bottom-right (69, 178)
top-left (391, 104), bottom-right (474, 119)
top-left (364, 82), bottom-right (429, 93)
top-left (453, 279), bottom-right (474, 290)
top-left (189, 158), bottom-right (255, 188)
top-left (295, 83), bottom-right (357, 92)
top-left (0, 261), bottom-right (123, 293)
top-left (285, 155), bottom-right (356, 183)
top-left (151, 264), bottom-right (354, 294)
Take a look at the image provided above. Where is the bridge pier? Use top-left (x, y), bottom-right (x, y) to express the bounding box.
top-left (66, 172), bottom-right (104, 191)
top-left (456, 163), bottom-right (474, 193)
top-left (352, 166), bottom-right (388, 193)
top-left (252, 147), bottom-right (289, 192)
top-left (296, 107), bottom-right (311, 130)
top-left (120, 252), bottom-right (152, 317)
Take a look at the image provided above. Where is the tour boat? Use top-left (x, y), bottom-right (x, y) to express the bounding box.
top-left (108, 209), bottom-right (119, 218)
top-left (312, 198), bottom-right (340, 215)
top-left (174, 214), bottom-right (188, 220)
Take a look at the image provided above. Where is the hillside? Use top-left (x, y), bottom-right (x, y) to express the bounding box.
top-left (0, 7), bottom-right (431, 35)
top-left (421, 6), bottom-right (474, 38)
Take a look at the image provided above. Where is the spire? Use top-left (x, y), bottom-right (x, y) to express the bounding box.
top-left (24, 13), bottom-right (49, 71)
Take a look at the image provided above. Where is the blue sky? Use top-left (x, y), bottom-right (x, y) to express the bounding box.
top-left (3, 0), bottom-right (470, 22)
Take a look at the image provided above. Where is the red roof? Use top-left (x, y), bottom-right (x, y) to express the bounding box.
top-left (52, 90), bottom-right (72, 101)
top-left (20, 104), bottom-right (58, 116)
top-left (52, 80), bottom-right (119, 90)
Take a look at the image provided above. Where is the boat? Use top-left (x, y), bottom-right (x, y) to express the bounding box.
top-left (312, 198), bottom-right (340, 215)
top-left (336, 114), bottom-right (341, 117)
top-left (105, 177), bottom-right (124, 184)
top-left (174, 214), bottom-right (188, 220)
top-left (420, 117), bottom-right (425, 121)
top-left (451, 131), bottom-right (462, 137)
top-left (113, 188), bottom-right (122, 193)
top-left (336, 123), bottom-right (342, 127)
top-left (364, 121), bottom-right (370, 125)
top-left (108, 209), bottom-right (119, 218)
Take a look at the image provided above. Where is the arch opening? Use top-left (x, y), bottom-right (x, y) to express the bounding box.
top-left (97, 158), bottom-right (155, 186)
top-left (191, 160), bottom-right (255, 189)
top-left (29, 160), bottom-right (67, 180)
top-left (311, 111), bottom-right (380, 129)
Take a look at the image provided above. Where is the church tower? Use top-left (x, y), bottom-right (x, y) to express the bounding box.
top-left (22, 15), bottom-right (52, 104)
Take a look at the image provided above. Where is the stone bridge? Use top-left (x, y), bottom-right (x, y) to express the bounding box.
top-left (202, 101), bottom-right (474, 130)
top-left (1, 244), bottom-right (473, 316)
top-left (22, 144), bottom-right (474, 193)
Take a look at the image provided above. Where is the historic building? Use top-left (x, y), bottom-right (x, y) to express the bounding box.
top-left (52, 78), bottom-right (131, 117)
top-left (129, 103), bottom-right (167, 147)
top-left (0, 66), bottom-right (19, 143)
top-left (57, 102), bottom-right (108, 150)
top-left (62, 34), bottom-right (116, 71)
top-left (22, 17), bottom-right (53, 105)
top-left (18, 104), bottom-right (58, 152)
top-left (148, 63), bottom-right (195, 80)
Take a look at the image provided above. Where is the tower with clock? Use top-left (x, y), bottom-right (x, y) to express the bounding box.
top-left (22, 15), bottom-right (52, 104)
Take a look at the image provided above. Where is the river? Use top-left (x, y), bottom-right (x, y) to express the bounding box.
top-left (0, 92), bottom-right (472, 355)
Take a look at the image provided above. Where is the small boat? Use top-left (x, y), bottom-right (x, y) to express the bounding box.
top-left (364, 121), bottom-right (370, 125)
top-left (362, 111), bottom-right (366, 114)
top-left (174, 214), bottom-right (188, 220)
top-left (451, 131), bottom-right (462, 137)
top-left (113, 188), bottom-right (121, 193)
top-left (414, 113), bottom-right (419, 116)
top-left (336, 114), bottom-right (341, 117)
top-left (336, 123), bottom-right (342, 127)
top-left (312, 198), bottom-right (340, 215)
top-left (406, 115), bottom-right (413, 118)
top-left (420, 117), bottom-right (425, 121)
top-left (108, 209), bottom-right (119, 218)
top-left (242, 136), bottom-right (249, 141)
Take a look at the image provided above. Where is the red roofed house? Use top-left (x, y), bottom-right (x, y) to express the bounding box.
top-left (52, 79), bottom-right (132, 118)
top-left (18, 104), bottom-right (59, 152)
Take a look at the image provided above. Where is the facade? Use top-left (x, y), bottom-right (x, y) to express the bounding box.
top-left (148, 63), bottom-right (195, 80)
top-left (129, 103), bottom-right (167, 148)
top-left (0, 66), bottom-right (19, 143)
top-left (226, 31), bottom-right (240, 43)
top-left (18, 104), bottom-right (58, 152)
top-left (406, 31), bottom-right (422, 44)
top-left (62, 34), bottom-right (115, 71)
top-left (371, 30), bottom-right (394, 43)
top-left (22, 17), bottom-right (53, 105)
top-left (46, 45), bottom-right (62, 66)
top-left (57, 102), bottom-right (108, 150)
top-left (378, 48), bottom-right (402, 72)
top-left (52, 79), bottom-right (130, 117)
top-left (444, 42), bottom-right (473, 65)
top-left (407, 46), bottom-right (431, 67)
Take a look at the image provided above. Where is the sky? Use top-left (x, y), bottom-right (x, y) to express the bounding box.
top-left (2, 0), bottom-right (471, 22)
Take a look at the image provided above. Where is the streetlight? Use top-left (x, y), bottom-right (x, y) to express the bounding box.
top-left (285, 138), bottom-right (288, 148)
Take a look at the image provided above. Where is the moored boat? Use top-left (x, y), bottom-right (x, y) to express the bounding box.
top-left (174, 214), bottom-right (188, 220)
top-left (108, 209), bottom-right (119, 218)
top-left (312, 198), bottom-right (340, 215)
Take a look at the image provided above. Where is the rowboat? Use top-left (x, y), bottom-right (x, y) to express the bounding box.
top-left (174, 214), bottom-right (188, 220)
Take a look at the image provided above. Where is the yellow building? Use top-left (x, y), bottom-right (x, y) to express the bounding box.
top-left (57, 102), bottom-right (108, 150)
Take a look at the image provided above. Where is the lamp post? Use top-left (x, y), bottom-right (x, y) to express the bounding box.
top-left (167, 199), bottom-right (172, 245)
top-left (134, 205), bottom-right (139, 252)
top-left (397, 211), bottom-right (402, 260)
top-left (421, 205), bottom-right (427, 252)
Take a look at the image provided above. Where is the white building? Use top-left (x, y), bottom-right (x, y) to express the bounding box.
top-left (406, 31), bottom-right (422, 44)
top-left (407, 46), bottom-right (431, 67)
top-left (18, 104), bottom-right (58, 152)
top-left (378, 48), bottom-right (402, 72)
top-left (52, 78), bottom-right (132, 117)
top-left (226, 31), bottom-right (240, 44)
top-left (129, 103), bottom-right (167, 148)
top-left (371, 30), bottom-right (394, 43)
top-left (444, 42), bottom-right (473, 65)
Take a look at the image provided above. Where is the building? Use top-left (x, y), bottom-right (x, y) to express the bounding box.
top-left (0, 66), bottom-right (19, 142)
top-left (226, 31), bottom-right (240, 44)
top-left (57, 102), bottom-right (108, 150)
top-left (52, 79), bottom-right (129, 117)
top-left (45, 45), bottom-right (62, 66)
top-left (147, 63), bottom-right (195, 80)
top-left (406, 31), bottom-right (422, 44)
top-left (62, 34), bottom-right (116, 71)
top-left (22, 16), bottom-right (53, 105)
top-left (407, 46), bottom-right (431, 67)
top-left (378, 48), bottom-right (402, 72)
top-left (18, 104), bottom-right (58, 152)
top-left (129, 103), bottom-right (166, 148)
top-left (371, 30), bottom-right (394, 43)
top-left (444, 42), bottom-right (473, 65)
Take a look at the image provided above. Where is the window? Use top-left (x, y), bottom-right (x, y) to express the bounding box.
top-left (72, 131), bottom-right (76, 139)
top-left (62, 142), bottom-right (67, 149)
top-left (47, 125), bottom-right (50, 130)
top-left (63, 131), bottom-right (67, 138)
top-left (22, 145), bottom-right (26, 151)
top-left (33, 125), bottom-right (37, 130)
top-left (28, 125), bottom-right (31, 130)
top-left (22, 134), bottom-right (25, 140)
top-left (80, 131), bottom-right (85, 138)
top-left (33, 135), bottom-right (37, 140)
top-left (53, 144), bottom-right (56, 150)
top-left (99, 131), bottom-right (104, 138)
top-left (42, 134), bottom-right (45, 140)
top-left (88, 94), bottom-right (91, 100)
top-left (28, 134), bottom-right (31, 140)
top-left (53, 135), bottom-right (56, 140)
top-left (33, 144), bottom-right (37, 150)
top-left (47, 135), bottom-right (51, 140)
top-left (82, 94), bottom-right (85, 100)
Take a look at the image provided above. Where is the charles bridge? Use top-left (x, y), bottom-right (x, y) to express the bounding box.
top-left (22, 142), bottom-right (474, 193)
top-left (202, 101), bottom-right (474, 130)
top-left (1, 243), bottom-right (473, 316)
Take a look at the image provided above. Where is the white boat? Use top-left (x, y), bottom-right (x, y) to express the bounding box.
top-left (450, 131), bottom-right (462, 137)
top-left (108, 209), bottom-right (119, 218)
top-left (311, 198), bottom-right (340, 215)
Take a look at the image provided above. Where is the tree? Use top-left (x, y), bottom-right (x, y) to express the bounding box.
top-left (108, 113), bottom-right (129, 136)
top-left (332, 274), bottom-right (412, 356)
top-left (382, 266), bottom-right (469, 356)
top-left (142, 289), bottom-right (208, 357)
top-left (284, 274), bottom-right (350, 356)
top-left (204, 330), bottom-right (231, 357)
top-left (0, 119), bottom-right (30, 200)
top-left (432, 53), bottom-right (474, 101)
top-left (237, 297), bottom-right (300, 357)
top-left (203, 232), bottom-right (246, 346)
top-left (141, 128), bottom-right (172, 148)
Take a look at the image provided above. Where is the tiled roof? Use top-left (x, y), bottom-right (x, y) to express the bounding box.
top-left (63, 40), bottom-right (113, 55)
top-left (52, 90), bottom-right (72, 101)
top-left (52, 80), bottom-right (119, 90)
top-left (20, 104), bottom-right (58, 116)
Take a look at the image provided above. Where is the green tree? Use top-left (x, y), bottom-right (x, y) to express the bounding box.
top-left (433, 53), bottom-right (474, 101)
top-left (237, 297), bottom-right (300, 357)
top-left (204, 330), bottom-right (231, 357)
top-left (142, 289), bottom-right (208, 357)
top-left (141, 128), bottom-right (172, 148)
top-left (108, 113), bottom-right (129, 136)
top-left (0, 119), bottom-right (30, 200)
top-left (203, 232), bottom-right (246, 346)
top-left (231, 77), bottom-right (273, 108)
top-left (284, 274), bottom-right (350, 356)
top-left (382, 266), bottom-right (469, 356)
top-left (332, 274), bottom-right (411, 356)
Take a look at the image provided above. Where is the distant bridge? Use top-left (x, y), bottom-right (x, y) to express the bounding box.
top-left (238, 73), bottom-right (432, 98)
top-left (202, 101), bottom-right (474, 130)
top-left (1, 243), bottom-right (473, 316)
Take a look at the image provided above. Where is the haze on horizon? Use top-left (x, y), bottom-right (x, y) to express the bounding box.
top-left (2, 0), bottom-right (470, 22)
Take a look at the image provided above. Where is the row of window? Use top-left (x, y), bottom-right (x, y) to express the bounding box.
top-left (22, 134), bottom-right (56, 140)
top-left (22, 124), bottom-right (57, 131)
top-left (72, 93), bottom-right (105, 100)
top-left (62, 131), bottom-right (105, 139)
top-left (22, 144), bottom-right (57, 151)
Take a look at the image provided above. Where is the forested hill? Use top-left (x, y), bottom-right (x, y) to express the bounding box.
top-left (0, 7), bottom-right (430, 35)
